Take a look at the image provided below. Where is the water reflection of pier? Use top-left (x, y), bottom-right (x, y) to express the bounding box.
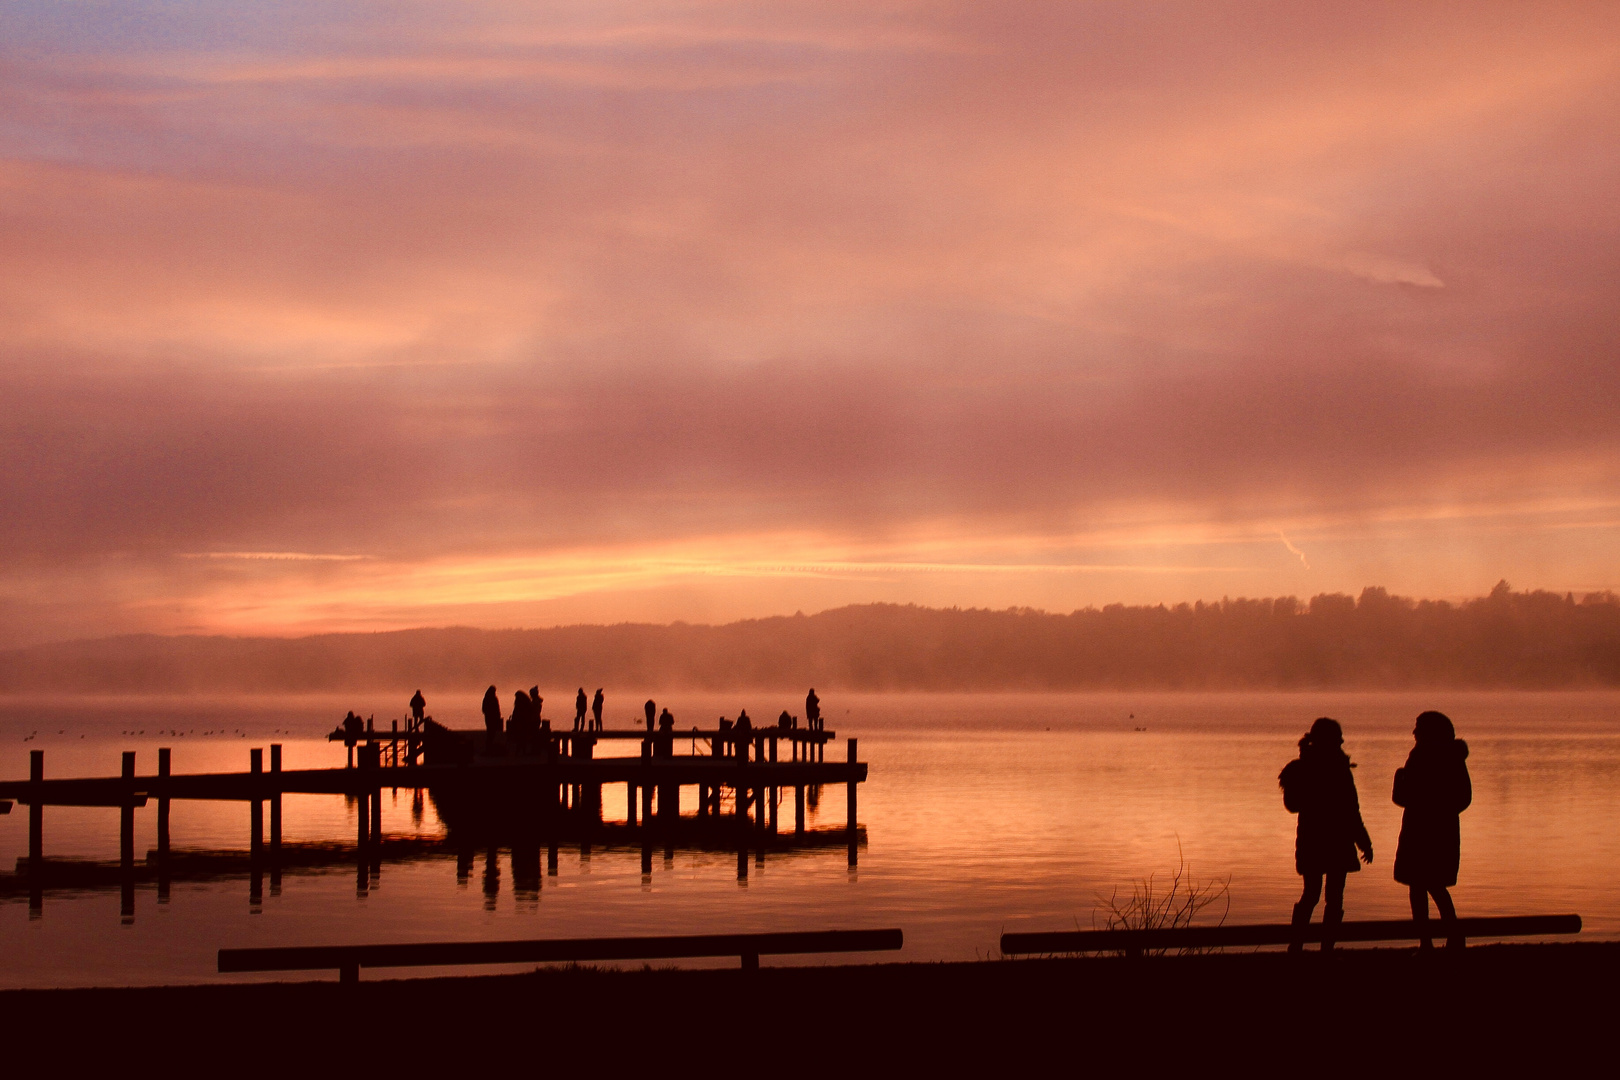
top-left (0, 722), bottom-right (868, 919)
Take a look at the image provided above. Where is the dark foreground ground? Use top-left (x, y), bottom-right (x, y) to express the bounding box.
top-left (3, 943), bottom-right (1613, 1073)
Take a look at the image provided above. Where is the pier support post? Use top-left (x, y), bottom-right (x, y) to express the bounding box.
top-left (627, 781), bottom-right (637, 826)
top-left (642, 741), bottom-right (654, 826)
top-left (249, 749), bottom-right (264, 859)
top-left (121, 751), bottom-right (136, 919)
top-left (795, 785), bottom-right (805, 835)
top-left (157, 747), bottom-right (171, 902)
top-left (269, 743), bottom-right (283, 895)
top-left (120, 751), bottom-right (136, 868)
top-left (847, 738), bottom-right (858, 867)
top-left (356, 784), bottom-right (370, 849)
top-left (28, 749), bottom-right (43, 914)
top-left (269, 744), bottom-right (282, 849)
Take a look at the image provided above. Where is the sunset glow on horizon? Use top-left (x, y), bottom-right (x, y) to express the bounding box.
top-left (4, 2), bottom-right (1619, 645)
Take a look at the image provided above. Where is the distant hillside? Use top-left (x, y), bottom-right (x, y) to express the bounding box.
top-left (1, 583), bottom-right (1617, 694)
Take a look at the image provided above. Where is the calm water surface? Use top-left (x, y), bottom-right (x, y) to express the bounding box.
top-left (1, 691), bottom-right (1615, 987)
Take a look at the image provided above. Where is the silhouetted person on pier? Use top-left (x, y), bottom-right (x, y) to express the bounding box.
top-left (592, 689), bottom-right (604, 731)
top-left (1279, 717), bottom-right (1372, 953)
top-left (734, 709), bottom-right (753, 761)
top-left (655, 707), bottom-right (674, 757)
top-left (410, 691), bottom-right (426, 723)
top-left (510, 690), bottom-right (537, 756)
top-left (779, 710), bottom-right (794, 730)
top-left (482, 686), bottom-right (504, 752)
top-left (806, 689), bottom-right (821, 731)
top-left (645, 699), bottom-right (657, 731)
top-left (1394, 710), bottom-right (1472, 949)
top-left (574, 688), bottom-right (587, 731)
top-left (530, 687), bottom-right (542, 724)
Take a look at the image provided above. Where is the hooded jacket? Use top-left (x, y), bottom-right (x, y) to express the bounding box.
top-left (1280, 742), bottom-right (1372, 875)
top-left (1393, 738), bottom-right (1471, 887)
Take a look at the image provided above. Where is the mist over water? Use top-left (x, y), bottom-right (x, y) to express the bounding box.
top-left (0, 691), bottom-right (1615, 988)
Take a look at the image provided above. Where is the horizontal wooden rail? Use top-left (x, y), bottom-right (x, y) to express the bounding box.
top-left (0, 760), bottom-right (866, 804)
top-left (1002, 915), bottom-right (1581, 956)
top-left (221, 928), bottom-right (904, 982)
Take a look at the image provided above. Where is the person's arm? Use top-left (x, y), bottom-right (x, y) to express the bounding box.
top-left (1348, 771), bottom-right (1373, 863)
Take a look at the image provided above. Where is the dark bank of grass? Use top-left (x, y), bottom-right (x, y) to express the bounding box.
top-left (5, 943), bottom-right (1614, 1069)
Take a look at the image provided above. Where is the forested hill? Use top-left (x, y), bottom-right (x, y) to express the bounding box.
top-left (1, 584), bottom-right (1617, 693)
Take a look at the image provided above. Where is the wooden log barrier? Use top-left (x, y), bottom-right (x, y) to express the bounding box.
top-left (221, 928), bottom-right (905, 984)
top-left (1000, 914), bottom-right (1583, 957)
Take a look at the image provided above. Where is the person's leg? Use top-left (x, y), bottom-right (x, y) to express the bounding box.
top-left (1430, 885), bottom-right (1461, 949)
top-left (1410, 883), bottom-right (1433, 949)
top-left (1322, 872), bottom-right (1346, 952)
top-left (1290, 873), bottom-right (1322, 954)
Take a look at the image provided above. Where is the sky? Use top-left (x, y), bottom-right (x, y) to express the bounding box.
top-left (2, 1), bottom-right (1618, 646)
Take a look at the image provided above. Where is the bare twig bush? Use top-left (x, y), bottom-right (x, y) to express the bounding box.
top-left (1091, 844), bottom-right (1231, 956)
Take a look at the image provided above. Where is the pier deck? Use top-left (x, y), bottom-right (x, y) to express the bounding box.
top-left (0, 723), bottom-right (869, 917)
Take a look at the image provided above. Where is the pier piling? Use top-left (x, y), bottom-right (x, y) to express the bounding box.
top-left (847, 738), bottom-right (858, 867)
top-left (28, 749), bottom-right (43, 914)
top-left (249, 749), bottom-right (263, 860)
top-left (157, 748), bottom-right (171, 902)
top-left (120, 751), bottom-right (136, 919)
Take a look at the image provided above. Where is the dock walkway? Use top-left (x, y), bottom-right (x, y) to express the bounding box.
top-left (0, 722), bottom-right (868, 916)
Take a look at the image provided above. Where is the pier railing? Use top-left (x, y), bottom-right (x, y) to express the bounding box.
top-left (1000, 914), bottom-right (1582, 957)
top-left (219, 927), bottom-right (905, 982)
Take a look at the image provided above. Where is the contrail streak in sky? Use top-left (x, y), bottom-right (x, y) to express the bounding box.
top-left (1278, 532), bottom-right (1310, 570)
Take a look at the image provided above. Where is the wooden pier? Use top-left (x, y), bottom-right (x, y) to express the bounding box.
top-left (0, 721), bottom-right (868, 916)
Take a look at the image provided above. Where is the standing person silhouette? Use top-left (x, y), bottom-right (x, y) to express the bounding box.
top-left (409, 690), bottom-right (426, 723)
top-left (574, 688), bottom-right (587, 732)
top-left (510, 690), bottom-right (537, 756)
top-left (644, 699), bottom-right (656, 732)
top-left (1394, 711), bottom-right (1472, 950)
top-left (530, 687), bottom-right (542, 723)
top-left (805, 689), bottom-right (821, 731)
top-left (592, 689), bottom-right (604, 731)
top-left (481, 686), bottom-right (504, 752)
top-left (1279, 717), bottom-right (1373, 953)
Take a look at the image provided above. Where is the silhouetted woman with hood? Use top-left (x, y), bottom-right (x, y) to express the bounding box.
top-left (1280, 717), bottom-right (1373, 952)
top-left (1393, 710), bottom-right (1472, 949)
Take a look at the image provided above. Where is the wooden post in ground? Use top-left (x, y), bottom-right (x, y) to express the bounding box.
top-left (847, 738), bottom-right (858, 867)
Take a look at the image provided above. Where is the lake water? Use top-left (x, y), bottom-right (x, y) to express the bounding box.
top-left (1, 691), bottom-right (1616, 988)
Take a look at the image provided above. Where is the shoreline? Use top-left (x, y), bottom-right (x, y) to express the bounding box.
top-left (6, 942), bottom-right (1615, 1067)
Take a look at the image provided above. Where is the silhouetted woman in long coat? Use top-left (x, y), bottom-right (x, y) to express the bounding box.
top-left (1279, 717), bottom-right (1373, 952)
top-left (481, 685), bottom-right (503, 749)
top-left (1393, 710), bottom-right (1471, 949)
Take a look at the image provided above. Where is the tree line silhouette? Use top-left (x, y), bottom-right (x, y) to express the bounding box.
top-left (1, 582), bottom-right (1616, 693)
